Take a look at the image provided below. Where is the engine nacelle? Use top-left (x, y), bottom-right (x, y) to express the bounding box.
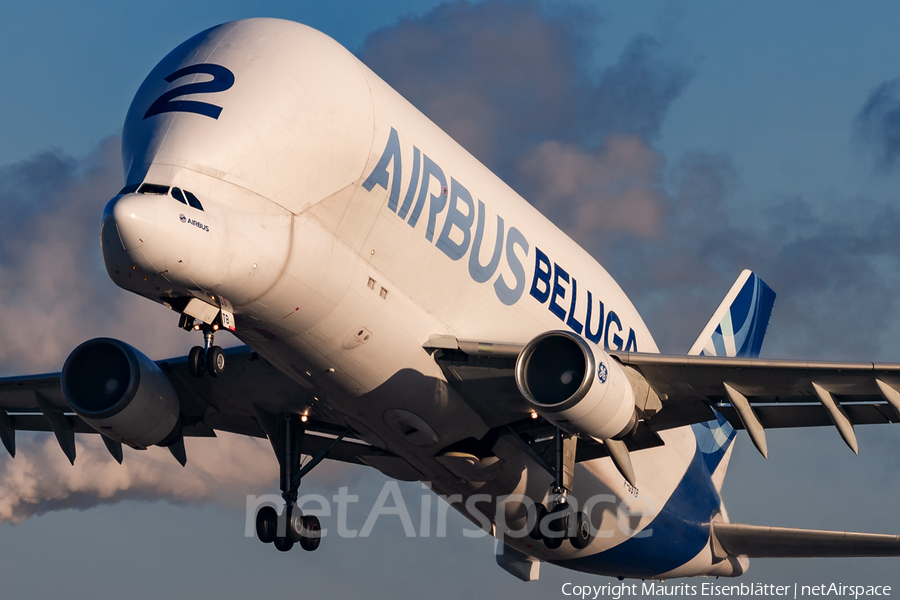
top-left (61, 338), bottom-right (181, 449)
top-left (515, 331), bottom-right (636, 441)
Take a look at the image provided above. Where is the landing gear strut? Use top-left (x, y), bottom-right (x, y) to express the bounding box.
top-left (527, 427), bottom-right (594, 550)
top-left (252, 411), bottom-right (348, 553)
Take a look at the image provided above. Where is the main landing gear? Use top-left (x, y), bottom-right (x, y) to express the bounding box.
top-left (527, 428), bottom-right (594, 551)
top-left (251, 411), bottom-right (349, 554)
top-left (254, 414), bottom-right (321, 552)
top-left (179, 315), bottom-right (225, 378)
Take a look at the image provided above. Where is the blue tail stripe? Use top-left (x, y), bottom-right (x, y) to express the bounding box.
top-left (698, 272), bottom-right (775, 359)
top-left (692, 409), bottom-right (735, 474)
top-left (558, 445), bottom-right (720, 578)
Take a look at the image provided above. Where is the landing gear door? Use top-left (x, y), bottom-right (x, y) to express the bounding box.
top-left (218, 296), bottom-right (236, 332)
top-left (183, 298), bottom-right (220, 324)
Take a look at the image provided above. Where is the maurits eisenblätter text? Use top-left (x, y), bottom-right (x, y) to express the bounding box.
top-left (562, 582), bottom-right (892, 599)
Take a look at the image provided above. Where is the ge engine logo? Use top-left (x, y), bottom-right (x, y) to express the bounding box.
top-left (597, 362), bottom-right (608, 384)
top-left (179, 214), bottom-right (187, 223)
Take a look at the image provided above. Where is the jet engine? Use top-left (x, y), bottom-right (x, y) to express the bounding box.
top-left (61, 338), bottom-right (181, 449)
top-left (515, 330), bottom-right (639, 441)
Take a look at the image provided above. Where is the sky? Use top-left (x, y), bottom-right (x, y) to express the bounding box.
top-left (2, 0), bottom-right (900, 597)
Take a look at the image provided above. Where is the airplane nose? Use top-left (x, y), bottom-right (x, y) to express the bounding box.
top-left (105, 193), bottom-right (157, 250)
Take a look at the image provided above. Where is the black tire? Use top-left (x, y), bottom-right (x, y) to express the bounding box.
top-left (299, 515), bottom-right (321, 552)
top-left (188, 346), bottom-right (205, 377)
top-left (570, 511), bottom-right (592, 550)
top-left (544, 533), bottom-right (563, 549)
top-left (207, 346), bottom-right (225, 377)
top-left (255, 506), bottom-right (278, 544)
top-left (274, 535), bottom-right (294, 552)
top-left (544, 503), bottom-right (570, 550)
top-left (529, 504), bottom-right (548, 541)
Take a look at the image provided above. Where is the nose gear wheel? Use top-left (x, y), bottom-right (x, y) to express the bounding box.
top-left (184, 321), bottom-right (225, 378)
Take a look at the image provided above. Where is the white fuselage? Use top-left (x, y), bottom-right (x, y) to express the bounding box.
top-left (102, 18), bottom-right (741, 580)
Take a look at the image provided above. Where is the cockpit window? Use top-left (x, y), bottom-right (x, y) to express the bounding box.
top-left (184, 190), bottom-right (204, 211)
top-left (171, 187), bottom-right (188, 205)
top-left (118, 184), bottom-right (140, 195)
top-left (138, 183), bottom-right (170, 195)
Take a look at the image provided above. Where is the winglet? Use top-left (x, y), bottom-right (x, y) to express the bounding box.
top-left (689, 270), bottom-right (776, 359)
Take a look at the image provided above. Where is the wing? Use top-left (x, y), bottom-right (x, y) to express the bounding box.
top-left (0, 346), bottom-right (393, 467)
top-left (426, 336), bottom-right (900, 457)
top-left (612, 351), bottom-right (900, 455)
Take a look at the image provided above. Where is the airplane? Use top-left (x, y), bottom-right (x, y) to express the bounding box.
top-left (2, 17), bottom-right (900, 582)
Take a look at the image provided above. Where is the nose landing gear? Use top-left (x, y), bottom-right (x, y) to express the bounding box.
top-left (180, 315), bottom-right (225, 378)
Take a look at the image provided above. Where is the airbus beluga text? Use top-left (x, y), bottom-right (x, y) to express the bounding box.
top-left (3, 18), bottom-right (900, 581)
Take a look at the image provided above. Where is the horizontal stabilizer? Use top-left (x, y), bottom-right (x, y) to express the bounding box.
top-left (713, 522), bottom-right (900, 558)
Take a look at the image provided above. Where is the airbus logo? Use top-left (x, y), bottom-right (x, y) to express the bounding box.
top-left (362, 127), bottom-right (528, 308)
top-left (179, 214), bottom-right (209, 232)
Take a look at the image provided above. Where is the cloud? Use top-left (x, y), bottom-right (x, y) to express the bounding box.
top-left (0, 137), bottom-right (183, 374)
top-left (360, 0), bottom-right (589, 170)
top-left (0, 429), bottom-right (358, 524)
top-left (517, 136), bottom-right (667, 239)
top-left (359, 0), bottom-right (692, 187)
top-left (604, 153), bottom-right (900, 359)
top-left (587, 34), bottom-right (693, 142)
top-left (0, 433), bottom-right (274, 524)
top-left (855, 78), bottom-right (900, 172)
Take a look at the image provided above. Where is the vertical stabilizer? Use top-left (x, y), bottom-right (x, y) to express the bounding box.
top-left (688, 270), bottom-right (776, 359)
